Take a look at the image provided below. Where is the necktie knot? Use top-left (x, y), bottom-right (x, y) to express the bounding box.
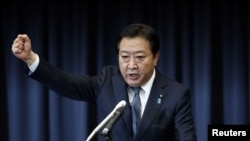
top-left (133, 87), bottom-right (141, 96)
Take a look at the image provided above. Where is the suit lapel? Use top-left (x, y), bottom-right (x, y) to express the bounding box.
top-left (134, 70), bottom-right (168, 140)
top-left (112, 74), bottom-right (133, 137)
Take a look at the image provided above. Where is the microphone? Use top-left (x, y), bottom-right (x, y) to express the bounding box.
top-left (101, 106), bottom-right (125, 135)
top-left (86, 100), bottom-right (126, 141)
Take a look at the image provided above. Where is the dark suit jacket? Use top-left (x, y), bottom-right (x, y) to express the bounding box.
top-left (27, 59), bottom-right (197, 141)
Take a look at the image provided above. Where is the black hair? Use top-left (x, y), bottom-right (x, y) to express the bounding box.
top-left (116, 23), bottom-right (160, 56)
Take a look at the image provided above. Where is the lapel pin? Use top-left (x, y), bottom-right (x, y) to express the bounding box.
top-left (157, 94), bottom-right (163, 104)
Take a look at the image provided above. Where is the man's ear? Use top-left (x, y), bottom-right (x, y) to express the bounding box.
top-left (154, 51), bottom-right (160, 66)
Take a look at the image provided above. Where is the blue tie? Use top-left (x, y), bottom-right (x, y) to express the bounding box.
top-left (131, 87), bottom-right (141, 135)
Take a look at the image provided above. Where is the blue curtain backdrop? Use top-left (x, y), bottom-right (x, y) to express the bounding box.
top-left (1, 0), bottom-right (249, 141)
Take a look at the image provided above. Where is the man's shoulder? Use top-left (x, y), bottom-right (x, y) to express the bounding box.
top-left (100, 65), bottom-right (120, 75)
top-left (155, 69), bottom-right (188, 90)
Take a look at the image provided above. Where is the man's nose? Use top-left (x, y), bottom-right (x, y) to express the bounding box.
top-left (128, 57), bottom-right (138, 69)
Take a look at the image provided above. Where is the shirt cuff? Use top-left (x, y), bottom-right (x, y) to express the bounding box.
top-left (28, 54), bottom-right (40, 74)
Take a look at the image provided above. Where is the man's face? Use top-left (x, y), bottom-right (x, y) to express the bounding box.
top-left (118, 37), bottom-right (159, 87)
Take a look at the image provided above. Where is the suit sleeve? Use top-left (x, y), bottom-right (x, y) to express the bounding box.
top-left (26, 59), bottom-right (101, 102)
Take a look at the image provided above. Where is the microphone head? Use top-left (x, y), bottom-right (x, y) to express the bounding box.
top-left (114, 100), bottom-right (127, 110)
top-left (119, 100), bottom-right (127, 107)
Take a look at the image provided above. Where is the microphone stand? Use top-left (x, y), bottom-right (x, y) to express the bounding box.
top-left (85, 100), bottom-right (126, 141)
top-left (100, 106), bottom-right (125, 141)
top-left (101, 129), bottom-right (113, 141)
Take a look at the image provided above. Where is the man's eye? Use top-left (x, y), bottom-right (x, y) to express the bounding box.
top-left (121, 56), bottom-right (129, 61)
top-left (135, 56), bottom-right (145, 62)
top-left (121, 56), bottom-right (129, 59)
top-left (136, 56), bottom-right (145, 59)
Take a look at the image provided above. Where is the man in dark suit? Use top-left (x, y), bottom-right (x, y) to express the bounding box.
top-left (11, 24), bottom-right (197, 141)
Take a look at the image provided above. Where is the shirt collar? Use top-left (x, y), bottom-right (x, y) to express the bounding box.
top-left (140, 69), bottom-right (156, 93)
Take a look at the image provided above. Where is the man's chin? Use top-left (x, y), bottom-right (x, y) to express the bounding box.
top-left (126, 80), bottom-right (141, 87)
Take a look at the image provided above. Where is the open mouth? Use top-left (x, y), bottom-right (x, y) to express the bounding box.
top-left (127, 73), bottom-right (139, 80)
